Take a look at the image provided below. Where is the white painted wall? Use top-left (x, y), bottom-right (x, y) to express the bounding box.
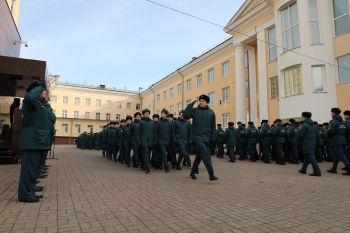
top-left (275, 0), bottom-right (337, 123)
top-left (0, 0), bottom-right (20, 57)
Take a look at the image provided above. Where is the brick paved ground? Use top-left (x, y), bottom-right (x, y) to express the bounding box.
top-left (0, 145), bottom-right (350, 233)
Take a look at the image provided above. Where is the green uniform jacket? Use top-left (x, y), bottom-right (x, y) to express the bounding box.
top-left (298, 119), bottom-right (317, 154)
top-left (174, 118), bottom-right (191, 145)
top-left (345, 119), bottom-right (350, 145)
top-left (19, 86), bottom-right (51, 151)
top-left (215, 128), bottom-right (225, 144)
top-left (259, 124), bottom-right (272, 145)
top-left (183, 101), bottom-right (216, 144)
top-left (237, 126), bottom-right (247, 144)
top-left (157, 118), bottom-right (174, 144)
top-left (224, 126), bottom-right (238, 146)
top-left (246, 125), bottom-right (258, 144)
top-left (139, 117), bottom-right (155, 147)
top-left (272, 123), bottom-right (286, 144)
top-left (130, 120), bottom-right (141, 146)
top-left (287, 123), bottom-right (298, 145)
top-left (329, 116), bottom-right (348, 145)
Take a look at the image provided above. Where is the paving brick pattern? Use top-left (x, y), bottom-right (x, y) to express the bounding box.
top-left (0, 145), bottom-right (349, 233)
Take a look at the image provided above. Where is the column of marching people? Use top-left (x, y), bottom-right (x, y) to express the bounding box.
top-left (77, 94), bottom-right (350, 178)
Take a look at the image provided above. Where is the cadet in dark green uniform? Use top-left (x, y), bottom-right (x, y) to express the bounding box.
top-left (215, 124), bottom-right (225, 158)
top-left (327, 108), bottom-right (350, 175)
top-left (174, 110), bottom-right (192, 169)
top-left (113, 121), bottom-right (122, 162)
top-left (101, 125), bottom-right (108, 157)
top-left (118, 120), bottom-right (126, 163)
top-left (122, 116), bottom-right (133, 167)
top-left (151, 114), bottom-right (161, 169)
top-left (237, 122), bottom-right (247, 160)
top-left (184, 95), bottom-right (218, 181)
top-left (167, 113), bottom-right (177, 169)
top-left (344, 110), bottom-right (350, 162)
top-left (130, 112), bottom-right (142, 168)
top-left (139, 109), bottom-right (155, 173)
top-left (18, 82), bottom-right (51, 203)
top-left (246, 121), bottom-right (258, 162)
top-left (106, 122), bottom-right (115, 160)
top-left (287, 119), bottom-right (299, 164)
top-left (259, 120), bottom-right (272, 163)
top-left (157, 109), bottom-right (173, 172)
top-left (323, 122), bottom-right (334, 162)
top-left (224, 122), bottom-right (238, 162)
top-left (272, 119), bottom-right (286, 165)
top-left (298, 112), bottom-right (321, 176)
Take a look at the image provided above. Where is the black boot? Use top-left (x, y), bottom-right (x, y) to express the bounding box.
top-left (209, 175), bottom-right (218, 181)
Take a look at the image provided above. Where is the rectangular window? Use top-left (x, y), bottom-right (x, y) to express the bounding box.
top-left (244, 51), bottom-right (248, 67)
top-left (284, 66), bottom-right (302, 96)
top-left (196, 74), bottom-right (202, 88)
top-left (157, 94), bottom-right (160, 103)
top-left (62, 110), bottom-right (67, 118)
top-left (116, 114), bottom-right (121, 121)
top-left (87, 125), bottom-right (93, 133)
top-left (308, 0), bottom-right (321, 44)
top-left (177, 102), bottom-right (182, 113)
top-left (186, 79), bottom-right (192, 91)
top-left (222, 61), bottom-right (230, 77)
top-left (96, 112), bottom-right (100, 120)
top-left (136, 104), bottom-right (141, 110)
top-left (268, 27), bottom-right (277, 61)
top-left (162, 91), bottom-right (167, 101)
top-left (85, 112), bottom-right (90, 119)
top-left (127, 103), bottom-right (131, 109)
top-left (170, 87), bottom-right (174, 98)
top-left (269, 77), bottom-right (279, 99)
top-left (75, 124), bottom-right (81, 133)
top-left (74, 97), bottom-right (80, 106)
top-left (74, 111), bottom-right (79, 119)
top-left (338, 54), bottom-right (350, 83)
top-left (62, 124), bottom-right (68, 133)
top-left (96, 99), bottom-right (101, 107)
top-left (169, 105), bottom-right (174, 114)
top-left (106, 113), bottom-right (111, 121)
top-left (117, 101), bottom-right (122, 109)
top-left (281, 2), bottom-right (300, 51)
top-left (107, 100), bottom-right (112, 108)
top-left (177, 83), bottom-right (182, 95)
top-left (63, 96), bottom-right (68, 104)
top-left (208, 68), bottom-right (215, 82)
top-left (51, 95), bottom-right (57, 103)
top-left (222, 87), bottom-right (231, 103)
top-left (86, 98), bottom-right (91, 106)
top-left (208, 92), bottom-right (216, 106)
top-left (312, 66), bottom-right (325, 92)
top-left (222, 113), bottom-right (230, 129)
top-left (333, 0), bottom-right (350, 36)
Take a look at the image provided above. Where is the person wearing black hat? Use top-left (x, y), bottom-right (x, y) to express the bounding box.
top-left (130, 112), bottom-right (142, 168)
top-left (322, 122), bottom-right (333, 162)
top-left (259, 120), bottom-right (272, 163)
top-left (139, 109), bottom-right (156, 173)
top-left (106, 122), bottom-right (115, 160)
top-left (100, 124), bottom-right (109, 157)
top-left (151, 114), bottom-right (161, 169)
top-left (272, 119), bottom-right (287, 165)
top-left (183, 95), bottom-right (218, 181)
top-left (18, 82), bottom-right (50, 203)
top-left (215, 124), bottom-right (225, 158)
top-left (224, 122), bottom-right (238, 162)
top-left (167, 113), bottom-right (177, 169)
top-left (246, 121), bottom-right (258, 162)
top-left (237, 122), bottom-right (248, 160)
top-left (174, 110), bottom-right (192, 169)
top-left (298, 112), bottom-right (321, 176)
top-left (287, 119), bottom-right (299, 164)
top-left (156, 109), bottom-right (174, 172)
top-left (121, 116), bottom-right (133, 167)
top-left (110, 122), bottom-right (121, 162)
top-left (344, 110), bottom-right (350, 162)
top-left (327, 108), bottom-right (350, 175)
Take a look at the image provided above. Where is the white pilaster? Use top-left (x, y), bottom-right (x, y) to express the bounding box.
top-left (234, 43), bottom-right (246, 123)
top-left (257, 30), bottom-right (269, 121)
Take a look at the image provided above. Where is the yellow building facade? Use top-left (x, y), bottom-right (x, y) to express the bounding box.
top-left (141, 0), bottom-right (350, 125)
top-left (47, 76), bottom-right (141, 144)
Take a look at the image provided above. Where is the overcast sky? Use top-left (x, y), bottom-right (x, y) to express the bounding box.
top-left (19, 0), bottom-right (245, 90)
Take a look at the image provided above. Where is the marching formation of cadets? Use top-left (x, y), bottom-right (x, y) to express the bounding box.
top-left (77, 95), bottom-right (350, 178)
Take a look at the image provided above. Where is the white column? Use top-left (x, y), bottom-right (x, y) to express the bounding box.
top-left (247, 46), bottom-right (257, 124)
top-left (257, 29), bottom-right (268, 121)
top-left (234, 43), bottom-right (245, 123)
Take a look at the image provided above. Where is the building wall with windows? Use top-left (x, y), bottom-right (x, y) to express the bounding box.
top-left (0, 0), bottom-right (20, 57)
top-left (48, 76), bottom-right (141, 143)
top-left (141, 38), bottom-right (236, 128)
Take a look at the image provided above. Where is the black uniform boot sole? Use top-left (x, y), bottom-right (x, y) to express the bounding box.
top-left (327, 169), bottom-right (337, 174)
top-left (190, 174), bottom-right (197, 180)
top-left (309, 174), bottom-right (321, 177)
